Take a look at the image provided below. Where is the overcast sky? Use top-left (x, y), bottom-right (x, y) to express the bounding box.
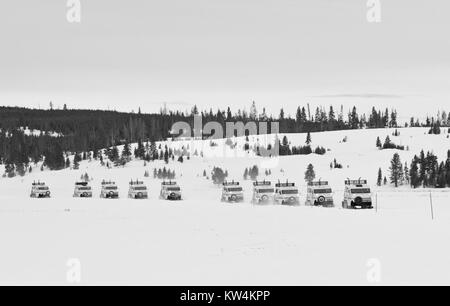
top-left (0, 0), bottom-right (449, 119)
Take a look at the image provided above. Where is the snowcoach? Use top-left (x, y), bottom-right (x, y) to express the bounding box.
top-left (221, 181), bottom-right (244, 203)
top-left (274, 180), bottom-right (300, 205)
top-left (100, 180), bottom-right (119, 199)
top-left (73, 181), bottom-right (93, 198)
top-left (305, 180), bottom-right (334, 207)
top-left (251, 180), bottom-right (274, 204)
top-left (342, 179), bottom-right (373, 209)
top-left (159, 181), bottom-right (182, 200)
top-left (128, 180), bottom-right (148, 199)
top-left (30, 181), bottom-right (51, 198)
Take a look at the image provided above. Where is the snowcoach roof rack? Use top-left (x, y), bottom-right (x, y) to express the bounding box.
top-left (275, 180), bottom-right (295, 188)
top-left (130, 180), bottom-right (144, 185)
top-left (223, 180), bottom-right (240, 186)
top-left (253, 180), bottom-right (271, 186)
top-left (308, 181), bottom-right (329, 187)
top-left (101, 180), bottom-right (116, 185)
top-left (162, 180), bottom-right (177, 186)
top-left (32, 181), bottom-right (45, 186)
top-left (345, 179), bottom-right (368, 185)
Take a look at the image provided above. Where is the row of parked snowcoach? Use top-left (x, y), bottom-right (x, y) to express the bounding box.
top-left (29, 178), bottom-right (374, 209)
top-left (222, 178), bottom-right (374, 209)
top-left (30, 180), bottom-right (183, 201)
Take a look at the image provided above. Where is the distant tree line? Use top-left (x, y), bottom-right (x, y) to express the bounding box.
top-left (0, 104), bottom-right (445, 175)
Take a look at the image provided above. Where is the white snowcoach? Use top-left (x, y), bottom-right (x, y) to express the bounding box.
top-left (251, 180), bottom-right (274, 204)
top-left (159, 181), bottom-right (182, 200)
top-left (30, 181), bottom-right (51, 198)
top-left (100, 180), bottom-right (119, 199)
top-left (274, 181), bottom-right (300, 205)
top-left (128, 180), bottom-right (148, 199)
top-left (305, 181), bottom-right (334, 207)
top-left (73, 181), bottom-right (93, 198)
top-left (221, 181), bottom-right (244, 203)
top-left (342, 179), bottom-right (373, 209)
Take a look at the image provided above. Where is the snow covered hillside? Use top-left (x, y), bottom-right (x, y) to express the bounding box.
top-left (1, 127), bottom-right (450, 285)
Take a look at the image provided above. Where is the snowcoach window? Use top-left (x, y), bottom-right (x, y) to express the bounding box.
top-left (258, 188), bottom-right (274, 193)
top-left (78, 186), bottom-right (91, 190)
top-left (167, 187), bottom-right (180, 191)
top-left (38, 187), bottom-right (49, 190)
top-left (351, 188), bottom-right (371, 194)
top-left (227, 187), bottom-right (242, 192)
top-left (314, 188), bottom-right (332, 194)
top-left (134, 186), bottom-right (147, 191)
top-left (282, 190), bottom-right (298, 195)
top-left (105, 186), bottom-right (117, 190)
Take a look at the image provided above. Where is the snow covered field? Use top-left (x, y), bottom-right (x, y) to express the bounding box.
top-left (1, 128), bottom-right (450, 285)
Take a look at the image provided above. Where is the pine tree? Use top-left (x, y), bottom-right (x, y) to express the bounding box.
top-left (122, 142), bottom-right (131, 159)
top-left (73, 152), bottom-right (81, 170)
top-left (135, 139), bottom-right (145, 159)
top-left (376, 137), bottom-right (382, 148)
top-left (306, 132), bottom-right (312, 145)
top-left (212, 167), bottom-right (227, 185)
top-left (243, 168), bottom-right (249, 180)
top-left (389, 153), bottom-right (402, 187)
top-left (164, 148), bottom-right (169, 164)
top-left (249, 165), bottom-right (259, 180)
top-left (403, 162), bottom-right (410, 185)
top-left (304, 164), bottom-right (316, 183)
top-left (377, 168), bottom-right (383, 186)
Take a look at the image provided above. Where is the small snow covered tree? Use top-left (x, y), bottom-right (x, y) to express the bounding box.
top-left (249, 165), bottom-right (259, 180)
top-left (211, 167), bottom-right (228, 185)
top-left (243, 168), bottom-right (249, 180)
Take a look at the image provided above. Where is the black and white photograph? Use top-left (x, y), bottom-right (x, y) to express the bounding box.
top-left (1, 0), bottom-right (450, 291)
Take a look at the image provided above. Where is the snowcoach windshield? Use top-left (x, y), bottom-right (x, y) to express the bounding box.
top-left (105, 186), bottom-right (117, 190)
top-left (167, 187), bottom-right (180, 191)
top-left (77, 186), bottom-right (91, 190)
top-left (38, 187), bottom-right (49, 190)
top-left (282, 189), bottom-right (298, 195)
top-left (314, 188), bottom-right (332, 194)
top-left (351, 188), bottom-right (371, 194)
top-left (258, 188), bottom-right (274, 193)
top-left (133, 186), bottom-right (147, 191)
top-left (227, 187), bottom-right (243, 192)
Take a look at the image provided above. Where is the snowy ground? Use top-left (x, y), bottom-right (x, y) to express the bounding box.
top-left (1, 128), bottom-right (450, 285)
